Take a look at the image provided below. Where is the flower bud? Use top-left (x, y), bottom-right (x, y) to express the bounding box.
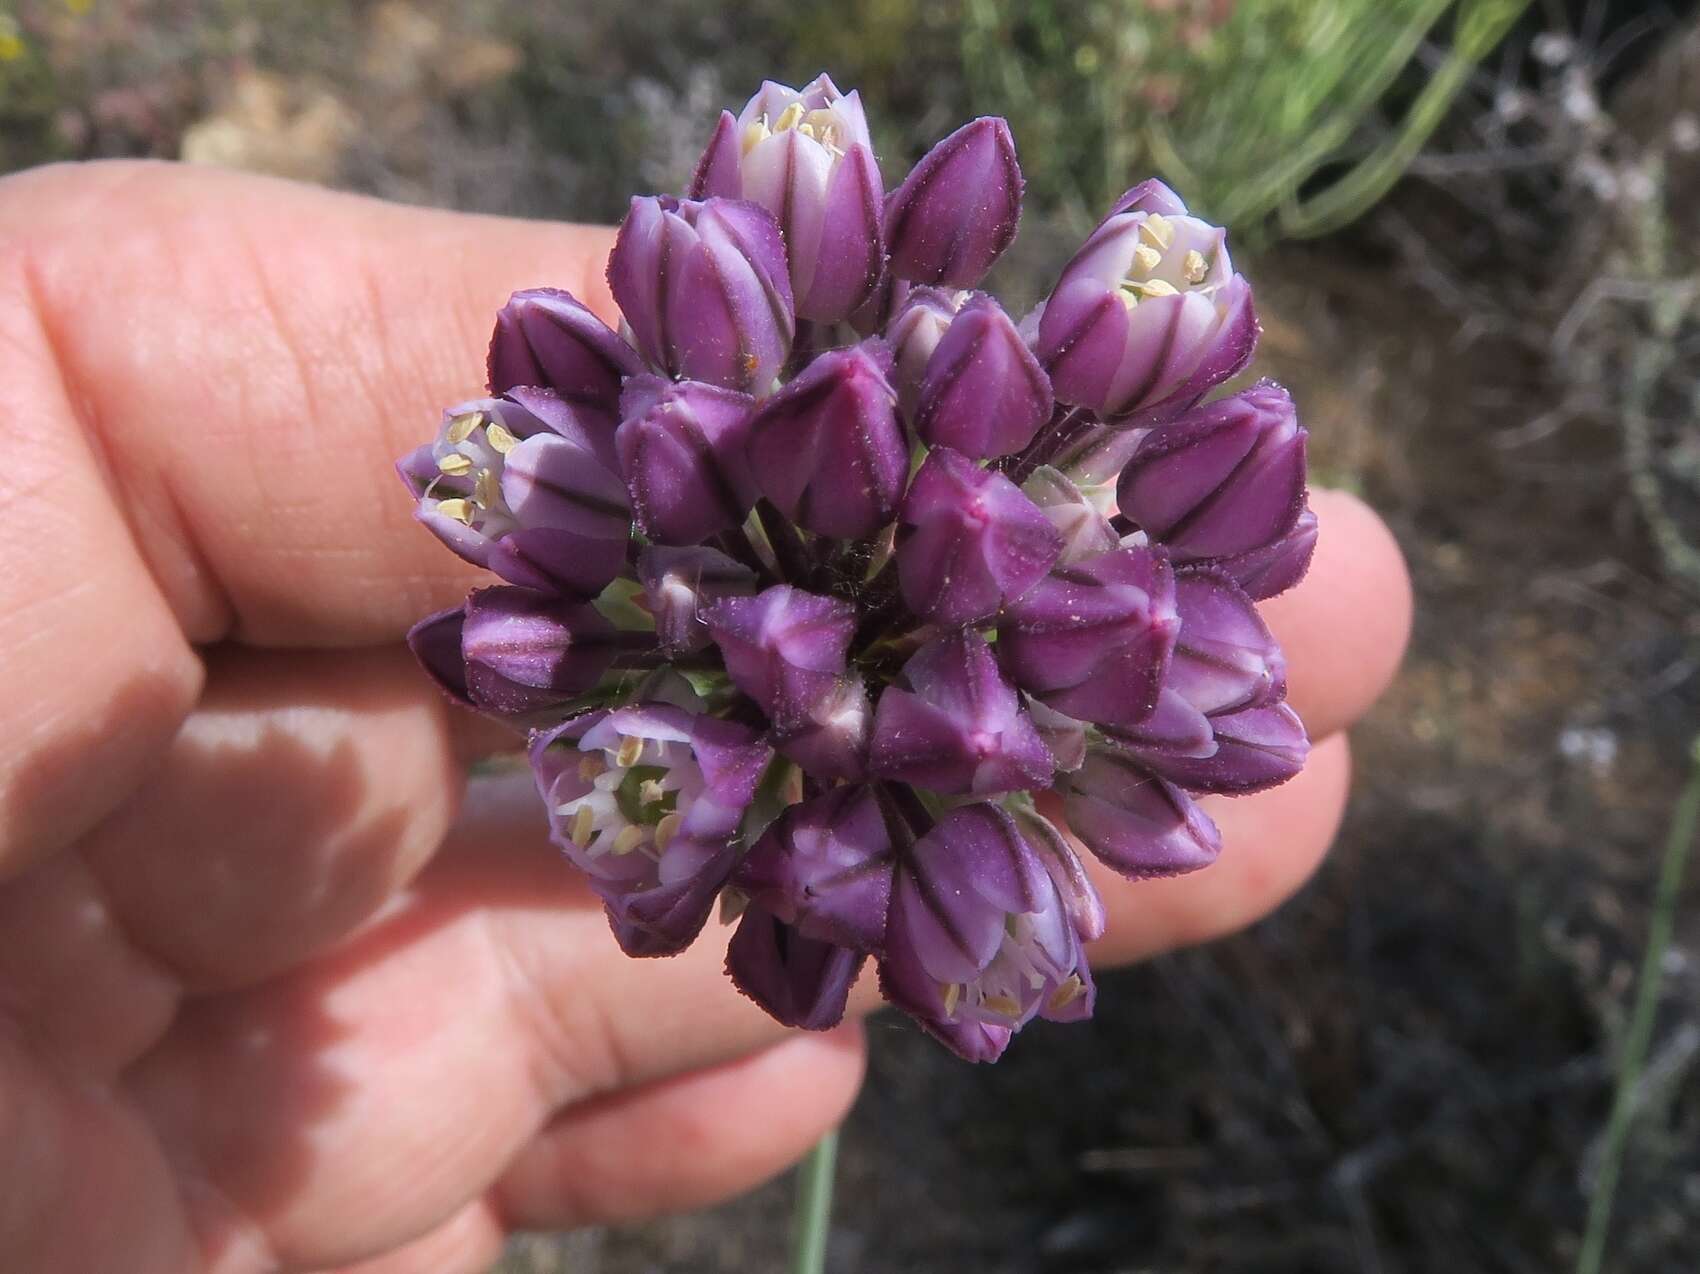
top-left (726, 907), bottom-right (864, 1029)
top-left (886, 285), bottom-right (966, 415)
top-left (912, 295), bottom-right (1053, 458)
top-left (1036, 192), bottom-right (1257, 421)
top-left (1213, 502), bottom-right (1317, 600)
top-left (746, 340), bottom-right (908, 538)
top-left (405, 606), bottom-right (472, 707)
top-left (737, 784), bottom-right (893, 950)
top-left (775, 672), bottom-right (871, 780)
top-left (531, 702), bottom-right (771, 956)
top-left (1022, 466), bottom-right (1118, 566)
top-left (460, 586), bottom-right (629, 716)
top-left (701, 585), bottom-right (857, 728)
top-left (397, 390), bottom-right (631, 597)
top-left (1164, 569), bottom-right (1287, 716)
top-left (607, 195), bottom-right (794, 392)
top-left (694, 76), bottom-right (885, 322)
top-left (1063, 745), bottom-right (1222, 878)
top-left (997, 546), bottom-right (1179, 729)
top-left (879, 803), bottom-right (1095, 1063)
top-left (636, 544), bottom-right (758, 654)
top-left (1115, 701), bottom-right (1309, 795)
top-left (1025, 698), bottom-right (1087, 772)
top-left (616, 374), bottom-right (756, 545)
top-left (870, 632), bottom-right (1055, 796)
top-left (896, 448), bottom-right (1062, 626)
top-left (486, 288), bottom-right (642, 420)
top-left (885, 117), bottom-right (1023, 288)
top-left (1117, 382), bottom-right (1307, 561)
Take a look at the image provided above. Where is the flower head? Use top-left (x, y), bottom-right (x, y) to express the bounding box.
top-left (400, 76), bottom-right (1317, 1060)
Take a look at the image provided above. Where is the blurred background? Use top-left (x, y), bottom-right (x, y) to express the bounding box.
top-left (5, 0), bottom-right (1700, 1269)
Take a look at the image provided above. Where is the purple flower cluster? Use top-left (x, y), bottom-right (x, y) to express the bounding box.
top-left (398, 75), bottom-right (1315, 1062)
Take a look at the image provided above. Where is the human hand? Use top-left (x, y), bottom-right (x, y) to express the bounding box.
top-left (0, 161), bottom-right (1410, 1273)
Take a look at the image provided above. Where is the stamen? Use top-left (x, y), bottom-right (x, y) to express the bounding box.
top-left (1048, 975), bottom-right (1086, 1012)
top-left (612, 824), bottom-right (646, 855)
top-left (741, 119), bottom-right (770, 154)
top-left (472, 469), bottom-right (500, 509)
top-left (570, 804), bottom-right (596, 848)
top-left (436, 453), bottom-right (474, 476)
top-left (578, 754), bottom-right (606, 782)
top-left (638, 778), bottom-right (667, 806)
top-left (615, 735), bottom-right (644, 769)
top-left (1139, 213), bottom-right (1175, 249)
top-left (484, 422), bottom-right (521, 454)
top-left (774, 101), bottom-right (806, 132)
top-left (940, 982), bottom-right (963, 1017)
top-left (655, 811), bottom-right (682, 851)
top-left (445, 411), bottom-right (483, 444)
top-left (1130, 279), bottom-right (1180, 299)
top-left (982, 993), bottom-right (1023, 1018)
top-left (434, 498), bottom-right (475, 524)
top-left (1183, 249), bottom-right (1208, 284)
top-left (1132, 243), bottom-right (1163, 275)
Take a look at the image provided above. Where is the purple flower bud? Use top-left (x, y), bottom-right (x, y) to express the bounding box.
top-left (1117, 382), bottom-right (1307, 561)
top-left (1115, 701), bottom-right (1309, 795)
top-left (1025, 699), bottom-right (1087, 772)
top-left (746, 340), bottom-right (908, 538)
top-left (531, 702), bottom-right (772, 956)
top-left (1007, 804), bottom-right (1106, 942)
top-left (406, 606), bottom-right (472, 707)
top-left (398, 390), bottom-right (631, 597)
top-left (1036, 194), bottom-right (1257, 421)
top-left (886, 285), bottom-right (967, 415)
top-left (616, 374), bottom-right (756, 545)
top-left (737, 784), bottom-right (894, 950)
top-left (870, 632), bottom-right (1055, 796)
top-left (1063, 745), bottom-right (1222, 878)
top-left (896, 448), bottom-right (1063, 626)
top-left (607, 195), bottom-right (794, 392)
top-left (879, 803), bottom-right (1096, 1063)
top-left (486, 288), bottom-right (642, 418)
top-left (997, 546), bottom-right (1179, 729)
top-left (693, 76), bottom-right (885, 322)
top-left (726, 907), bottom-right (864, 1029)
top-left (1164, 569), bottom-right (1287, 716)
top-left (701, 585), bottom-right (857, 728)
top-left (460, 586), bottom-right (633, 716)
top-left (885, 117), bottom-right (1023, 289)
top-left (1022, 466), bottom-right (1118, 566)
top-left (775, 672), bottom-right (871, 780)
top-left (636, 544), bottom-right (758, 654)
top-left (1212, 503), bottom-right (1318, 600)
top-left (913, 295), bottom-right (1054, 459)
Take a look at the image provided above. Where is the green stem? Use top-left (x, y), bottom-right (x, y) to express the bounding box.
top-left (788, 1129), bottom-right (840, 1274)
top-left (1575, 734), bottom-right (1700, 1274)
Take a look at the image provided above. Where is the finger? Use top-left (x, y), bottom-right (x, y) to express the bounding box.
top-left (1077, 731), bottom-right (1353, 965)
top-left (494, 1025), bottom-right (866, 1231)
top-left (1262, 487), bottom-right (1411, 740)
top-left (77, 645), bottom-right (463, 994)
top-left (1, 160), bottom-right (619, 648)
top-left (322, 1203), bottom-right (503, 1274)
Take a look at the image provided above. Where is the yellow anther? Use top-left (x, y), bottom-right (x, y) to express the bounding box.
top-left (570, 805), bottom-right (596, 848)
top-left (1048, 975), bottom-right (1087, 1013)
top-left (1118, 287), bottom-right (1142, 310)
top-left (1139, 213), bottom-right (1175, 249)
top-left (655, 811), bottom-right (682, 851)
top-left (436, 453), bottom-right (474, 476)
top-left (638, 778), bottom-right (667, 806)
top-left (741, 119), bottom-right (771, 154)
top-left (1183, 249), bottom-right (1208, 284)
top-left (1132, 278), bottom-right (1180, 299)
top-left (446, 411), bottom-right (483, 444)
top-left (484, 422), bottom-right (521, 454)
top-left (577, 754), bottom-right (606, 782)
top-left (473, 469), bottom-right (500, 509)
top-left (612, 824), bottom-right (646, 855)
top-left (615, 735), bottom-right (644, 769)
top-left (982, 993), bottom-right (1023, 1017)
top-left (773, 101), bottom-right (806, 133)
top-left (940, 982), bottom-right (962, 1017)
top-left (434, 498), bottom-right (475, 524)
top-left (1132, 244), bottom-right (1163, 275)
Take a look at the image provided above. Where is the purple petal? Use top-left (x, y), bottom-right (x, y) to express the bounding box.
top-left (913, 295), bottom-right (1054, 459)
top-left (486, 288), bottom-right (641, 414)
top-left (1063, 746), bottom-right (1222, 878)
top-left (737, 784), bottom-right (894, 951)
top-left (885, 117), bottom-right (1023, 288)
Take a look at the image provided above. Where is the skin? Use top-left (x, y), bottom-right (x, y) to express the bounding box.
top-left (0, 160), bottom-right (1412, 1274)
